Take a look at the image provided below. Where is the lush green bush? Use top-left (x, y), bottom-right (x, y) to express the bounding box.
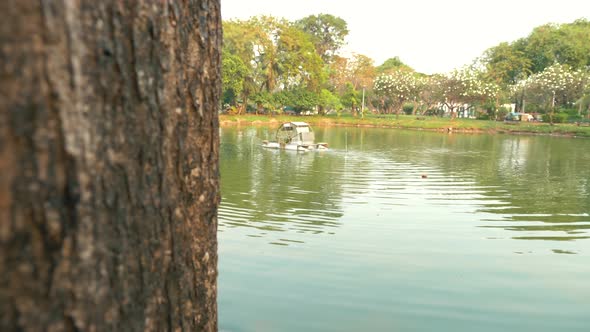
top-left (556, 113), bottom-right (570, 123)
top-left (403, 103), bottom-right (414, 115)
top-left (542, 112), bottom-right (569, 123)
top-left (558, 108), bottom-right (584, 122)
top-left (568, 114), bottom-right (584, 122)
top-left (558, 107), bottom-right (578, 115)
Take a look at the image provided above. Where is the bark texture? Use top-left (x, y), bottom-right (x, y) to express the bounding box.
top-left (0, 0), bottom-right (221, 330)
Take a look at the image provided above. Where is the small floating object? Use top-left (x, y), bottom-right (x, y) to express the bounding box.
top-left (421, 174), bottom-right (428, 179)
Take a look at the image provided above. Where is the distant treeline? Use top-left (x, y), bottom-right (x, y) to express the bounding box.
top-left (222, 15), bottom-right (590, 121)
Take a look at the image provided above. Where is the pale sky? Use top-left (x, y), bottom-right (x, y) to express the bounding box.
top-left (221, 0), bottom-right (590, 74)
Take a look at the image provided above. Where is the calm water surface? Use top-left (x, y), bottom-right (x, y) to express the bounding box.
top-left (218, 126), bottom-right (590, 332)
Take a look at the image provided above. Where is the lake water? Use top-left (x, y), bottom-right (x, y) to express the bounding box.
top-left (218, 125), bottom-right (590, 332)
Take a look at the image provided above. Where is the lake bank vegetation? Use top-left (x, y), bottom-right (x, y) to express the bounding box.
top-left (222, 15), bottom-right (590, 127)
top-left (220, 114), bottom-right (590, 138)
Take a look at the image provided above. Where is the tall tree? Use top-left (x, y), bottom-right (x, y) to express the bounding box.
top-left (275, 23), bottom-right (324, 91)
top-left (248, 15), bottom-right (284, 92)
top-left (223, 19), bottom-right (260, 113)
top-left (1, 1), bottom-right (221, 331)
top-left (327, 55), bottom-right (350, 94)
top-left (222, 49), bottom-right (249, 107)
top-left (296, 13), bottom-right (349, 62)
top-left (483, 42), bottom-right (531, 86)
top-left (513, 19), bottom-right (590, 74)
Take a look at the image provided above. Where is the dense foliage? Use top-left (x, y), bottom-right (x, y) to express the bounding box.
top-left (223, 16), bottom-right (590, 120)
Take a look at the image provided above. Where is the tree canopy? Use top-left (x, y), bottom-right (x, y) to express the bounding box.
top-left (222, 15), bottom-right (590, 118)
top-left (295, 13), bottom-right (349, 62)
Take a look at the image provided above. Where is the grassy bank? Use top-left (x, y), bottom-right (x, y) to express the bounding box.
top-left (220, 114), bottom-right (590, 138)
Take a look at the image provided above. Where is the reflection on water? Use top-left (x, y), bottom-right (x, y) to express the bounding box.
top-left (220, 128), bottom-right (345, 245)
top-left (219, 126), bottom-right (590, 332)
top-left (220, 126), bottom-right (590, 247)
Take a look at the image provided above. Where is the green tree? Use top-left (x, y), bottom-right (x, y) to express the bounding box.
top-left (223, 19), bottom-right (261, 113)
top-left (275, 23), bottom-right (325, 91)
top-left (222, 49), bottom-right (249, 107)
top-left (251, 91), bottom-right (274, 114)
top-left (575, 91), bottom-right (590, 118)
top-left (283, 88), bottom-right (320, 113)
top-left (523, 24), bottom-right (561, 73)
top-left (248, 16), bottom-right (285, 93)
top-left (483, 42), bottom-right (532, 86)
top-left (376, 56), bottom-right (413, 74)
top-left (518, 19), bottom-right (590, 74)
top-left (318, 89), bottom-right (343, 114)
top-left (296, 14), bottom-right (349, 62)
top-left (480, 18), bottom-right (590, 107)
top-left (340, 83), bottom-right (361, 114)
top-left (223, 16), bottom-right (326, 113)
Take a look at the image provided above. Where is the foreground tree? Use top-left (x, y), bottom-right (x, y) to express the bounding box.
top-left (1, 1), bottom-right (221, 331)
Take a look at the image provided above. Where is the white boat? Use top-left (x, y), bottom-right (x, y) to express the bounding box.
top-left (261, 122), bottom-right (328, 152)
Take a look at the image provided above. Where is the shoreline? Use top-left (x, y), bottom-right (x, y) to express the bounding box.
top-left (219, 115), bottom-right (590, 139)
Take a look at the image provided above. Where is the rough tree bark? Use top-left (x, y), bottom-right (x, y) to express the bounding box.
top-left (0, 0), bottom-right (221, 331)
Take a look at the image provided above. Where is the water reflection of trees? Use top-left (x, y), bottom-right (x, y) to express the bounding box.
top-left (219, 127), bottom-right (345, 242)
top-left (358, 129), bottom-right (590, 243)
top-left (221, 125), bottom-right (590, 245)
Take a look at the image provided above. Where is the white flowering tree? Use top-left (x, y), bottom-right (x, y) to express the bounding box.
top-left (434, 71), bottom-right (464, 118)
top-left (417, 76), bottom-right (443, 116)
top-left (462, 70), bottom-right (501, 106)
top-left (373, 69), bottom-right (420, 116)
top-left (436, 67), bottom-right (500, 119)
top-left (512, 64), bottom-right (589, 122)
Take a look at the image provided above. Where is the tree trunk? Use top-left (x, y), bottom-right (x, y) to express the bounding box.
top-left (0, 1), bottom-right (221, 331)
